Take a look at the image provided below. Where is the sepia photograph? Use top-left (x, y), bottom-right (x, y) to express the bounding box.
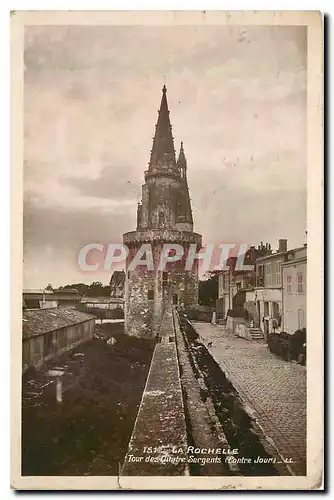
top-left (11, 10), bottom-right (323, 490)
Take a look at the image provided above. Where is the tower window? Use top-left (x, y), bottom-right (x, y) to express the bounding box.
top-left (159, 211), bottom-right (165, 225)
top-left (148, 289), bottom-right (154, 300)
top-left (163, 271), bottom-right (168, 284)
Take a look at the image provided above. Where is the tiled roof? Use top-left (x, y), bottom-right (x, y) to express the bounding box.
top-left (22, 307), bottom-right (96, 340)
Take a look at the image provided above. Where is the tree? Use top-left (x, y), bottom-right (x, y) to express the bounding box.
top-left (55, 281), bottom-right (112, 298)
top-left (88, 281), bottom-right (105, 297)
top-left (199, 272), bottom-right (218, 306)
top-left (61, 283), bottom-right (90, 296)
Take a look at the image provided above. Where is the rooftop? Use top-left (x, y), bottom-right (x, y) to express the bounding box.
top-left (256, 251), bottom-right (287, 262)
top-left (256, 244), bottom-right (307, 263)
top-left (22, 307), bottom-right (96, 340)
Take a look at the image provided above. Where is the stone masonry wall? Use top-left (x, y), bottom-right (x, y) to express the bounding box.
top-left (124, 240), bottom-right (200, 339)
top-left (121, 341), bottom-right (188, 476)
top-left (226, 316), bottom-right (252, 340)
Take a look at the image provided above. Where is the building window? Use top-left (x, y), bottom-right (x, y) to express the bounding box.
top-left (127, 271), bottom-right (130, 279)
top-left (297, 272), bottom-right (304, 293)
top-left (220, 273), bottom-right (227, 292)
top-left (163, 271), bottom-right (168, 283)
top-left (275, 261), bottom-right (281, 285)
top-left (272, 302), bottom-right (280, 320)
top-left (287, 275), bottom-right (292, 293)
top-left (218, 275), bottom-right (223, 294)
top-left (148, 289), bottom-right (154, 300)
top-left (266, 263), bottom-right (272, 286)
top-left (257, 265), bottom-right (264, 287)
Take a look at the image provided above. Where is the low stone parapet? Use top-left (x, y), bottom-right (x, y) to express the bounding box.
top-left (121, 339), bottom-right (188, 476)
top-left (123, 229), bottom-right (202, 246)
top-left (226, 316), bottom-right (252, 340)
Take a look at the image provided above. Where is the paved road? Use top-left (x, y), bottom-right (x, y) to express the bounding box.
top-left (193, 322), bottom-right (307, 476)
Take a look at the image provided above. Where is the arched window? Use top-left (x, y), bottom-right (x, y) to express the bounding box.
top-left (159, 211), bottom-right (165, 226)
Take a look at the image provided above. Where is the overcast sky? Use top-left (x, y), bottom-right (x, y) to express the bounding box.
top-left (24, 25), bottom-right (307, 288)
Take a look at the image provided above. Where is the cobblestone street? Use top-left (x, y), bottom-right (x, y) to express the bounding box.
top-left (192, 322), bottom-right (307, 476)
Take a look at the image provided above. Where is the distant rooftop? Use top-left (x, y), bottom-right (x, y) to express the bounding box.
top-left (22, 307), bottom-right (96, 340)
top-left (80, 296), bottom-right (122, 303)
top-left (256, 243), bottom-right (307, 262)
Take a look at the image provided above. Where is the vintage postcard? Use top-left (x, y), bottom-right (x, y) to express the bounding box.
top-left (11, 10), bottom-right (323, 490)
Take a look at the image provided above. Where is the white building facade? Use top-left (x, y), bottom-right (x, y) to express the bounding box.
top-left (281, 246), bottom-right (307, 334)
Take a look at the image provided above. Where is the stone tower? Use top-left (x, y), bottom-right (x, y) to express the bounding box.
top-left (123, 85), bottom-right (202, 339)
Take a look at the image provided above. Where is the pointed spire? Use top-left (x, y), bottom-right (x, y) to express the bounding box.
top-left (177, 141), bottom-right (187, 170)
top-left (175, 141), bottom-right (193, 225)
top-left (149, 85), bottom-right (176, 169)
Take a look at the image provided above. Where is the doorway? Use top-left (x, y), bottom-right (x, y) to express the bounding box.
top-left (298, 309), bottom-right (305, 329)
top-left (173, 294), bottom-right (178, 305)
top-left (256, 301), bottom-right (261, 327)
top-left (264, 301), bottom-right (269, 317)
top-left (264, 319), bottom-right (269, 338)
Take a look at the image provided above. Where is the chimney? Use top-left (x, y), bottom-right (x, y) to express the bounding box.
top-left (278, 239), bottom-right (287, 253)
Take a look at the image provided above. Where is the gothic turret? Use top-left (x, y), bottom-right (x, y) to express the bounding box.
top-left (175, 141), bottom-right (193, 227)
top-left (177, 141), bottom-right (187, 177)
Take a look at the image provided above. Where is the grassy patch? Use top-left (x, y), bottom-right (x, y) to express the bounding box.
top-left (22, 323), bottom-right (155, 476)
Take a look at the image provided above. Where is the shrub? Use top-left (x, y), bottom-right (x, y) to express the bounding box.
top-left (267, 328), bottom-right (306, 364)
top-left (184, 308), bottom-right (199, 321)
top-left (184, 307), bottom-right (213, 322)
top-left (267, 332), bottom-right (291, 361)
top-left (289, 328), bottom-right (306, 364)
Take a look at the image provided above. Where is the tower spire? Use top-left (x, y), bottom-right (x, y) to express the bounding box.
top-left (177, 141), bottom-right (187, 171)
top-left (176, 141), bottom-right (193, 225)
top-left (149, 85), bottom-right (176, 169)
